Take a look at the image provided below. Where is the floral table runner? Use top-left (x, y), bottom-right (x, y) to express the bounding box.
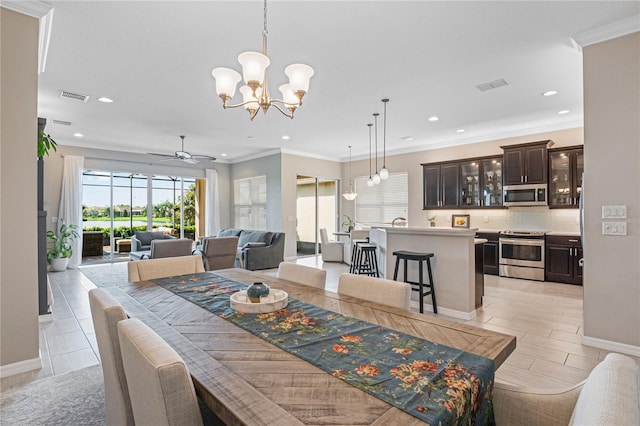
top-left (152, 272), bottom-right (496, 425)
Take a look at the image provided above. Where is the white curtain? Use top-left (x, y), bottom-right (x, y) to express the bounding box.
top-left (205, 168), bottom-right (221, 236)
top-left (58, 155), bottom-right (84, 268)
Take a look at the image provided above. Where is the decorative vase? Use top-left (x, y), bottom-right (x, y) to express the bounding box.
top-left (50, 257), bottom-right (69, 272)
top-left (246, 282), bottom-right (270, 303)
top-left (429, 221), bottom-right (436, 227)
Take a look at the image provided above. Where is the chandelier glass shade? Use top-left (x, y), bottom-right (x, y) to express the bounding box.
top-left (342, 145), bottom-right (358, 201)
top-left (211, 0), bottom-right (314, 120)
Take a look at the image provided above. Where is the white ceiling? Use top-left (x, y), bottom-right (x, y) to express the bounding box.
top-left (36, 1), bottom-right (639, 163)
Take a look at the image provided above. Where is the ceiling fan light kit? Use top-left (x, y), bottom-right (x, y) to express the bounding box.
top-left (211, 0), bottom-right (314, 120)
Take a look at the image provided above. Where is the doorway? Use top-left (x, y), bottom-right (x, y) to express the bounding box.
top-left (296, 176), bottom-right (339, 257)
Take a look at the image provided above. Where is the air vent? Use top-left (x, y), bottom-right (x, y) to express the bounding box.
top-left (51, 119), bottom-right (72, 126)
top-left (59, 90), bottom-right (90, 102)
top-left (476, 79), bottom-right (509, 92)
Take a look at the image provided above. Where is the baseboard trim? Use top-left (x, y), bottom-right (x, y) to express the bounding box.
top-left (412, 303), bottom-right (476, 321)
top-left (0, 356), bottom-right (42, 379)
top-left (39, 312), bottom-right (53, 323)
top-left (581, 336), bottom-right (640, 357)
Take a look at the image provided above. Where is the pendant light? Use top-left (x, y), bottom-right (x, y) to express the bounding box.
top-left (342, 145), bottom-right (358, 201)
top-left (366, 123), bottom-right (374, 187)
top-left (372, 113), bottom-right (381, 185)
top-left (379, 98), bottom-right (390, 180)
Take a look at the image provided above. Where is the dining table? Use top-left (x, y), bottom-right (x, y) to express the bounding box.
top-left (106, 268), bottom-right (516, 425)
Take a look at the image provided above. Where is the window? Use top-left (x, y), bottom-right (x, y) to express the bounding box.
top-left (354, 173), bottom-right (408, 225)
top-left (234, 175), bottom-right (267, 230)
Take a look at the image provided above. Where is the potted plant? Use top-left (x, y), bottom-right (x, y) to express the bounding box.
top-left (341, 215), bottom-right (355, 232)
top-left (46, 221), bottom-right (79, 271)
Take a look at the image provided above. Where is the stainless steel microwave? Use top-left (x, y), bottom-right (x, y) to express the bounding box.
top-left (503, 184), bottom-right (547, 207)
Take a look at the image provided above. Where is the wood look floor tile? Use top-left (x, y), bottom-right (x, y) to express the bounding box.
top-left (529, 358), bottom-right (591, 384)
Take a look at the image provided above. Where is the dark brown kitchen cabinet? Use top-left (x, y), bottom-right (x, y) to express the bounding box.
top-left (476, 232), bottom-right (500, 275)
top-left (460, 157), bottom-right (503, 208)
top-left (502, 140), bottom-right (553, 185)
top-left (549, 146), bottom-right (583, 208)
top-left (422, 162), bottom-right (459, 208)
top-left (546, 235), bottom-right (583, 285)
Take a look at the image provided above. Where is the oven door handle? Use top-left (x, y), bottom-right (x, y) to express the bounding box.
top-left (499, 238), bottom-right (544, 247)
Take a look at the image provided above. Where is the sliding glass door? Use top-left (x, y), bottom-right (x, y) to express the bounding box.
top-left (296, 176), bottom-right (339, 257)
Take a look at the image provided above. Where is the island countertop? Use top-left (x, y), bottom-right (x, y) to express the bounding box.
top-left (372, 226), bottom-right (478, 237)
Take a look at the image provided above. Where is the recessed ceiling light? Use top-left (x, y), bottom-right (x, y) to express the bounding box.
top-left (456, 129), bottom-right (465, 133)
top-left (282, 135), bottom-right (290, 140)
top-left (428, 116), bottom-right (439, 122)
top-left (400, 136), bottom-right (414, 141)
top-left (558, 110), bottom-right (570, 115)
top-left (247, 136), bottom-right (253, 139)
top-left (221, 153), bottom-right (227, 157)
top-left (542, 90), bottom-right (558, 97)
top-left (73, 133), bottom-right (84, 137)
top-left (97, 97), bottom-right (114, 103)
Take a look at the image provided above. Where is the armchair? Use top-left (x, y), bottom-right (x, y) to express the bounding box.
top-left (131, 231), bottom-right (176, 252)
top-left (196, 236), bottom-right (239, 271)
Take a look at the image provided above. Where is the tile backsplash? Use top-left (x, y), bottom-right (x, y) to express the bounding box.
top-left (423, 207), bottom-right (579, 233)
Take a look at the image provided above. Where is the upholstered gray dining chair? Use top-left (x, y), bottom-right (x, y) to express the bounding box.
top-left (88, 288), bottom-right (134, 426)
top-left (277, 262), bottom-right (327, 289)
top-left (117, 318), bottom-right (204, 426)
top-left (337, 273), bottom-right (412, 310)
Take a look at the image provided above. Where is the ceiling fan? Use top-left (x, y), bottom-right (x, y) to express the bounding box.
top-left (148, 135), bottom-right (216, 164)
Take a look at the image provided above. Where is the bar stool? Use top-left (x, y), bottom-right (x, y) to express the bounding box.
top-left (392, 250), bottom-right (437, 314)
top-left (354, 243), bottom-right (380, 277)
top-left (349, 238), bottom-right (369, 273)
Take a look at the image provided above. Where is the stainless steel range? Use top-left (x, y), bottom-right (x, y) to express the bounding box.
top-left (499, 230), bottom-right (546, 281)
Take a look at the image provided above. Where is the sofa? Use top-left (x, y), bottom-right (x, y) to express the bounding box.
top-left (131, 231), bottom-right (176, 251)
top-left (217, 228), bottom-right (285, 271)
top-left (493, 352), bottom-right (639, 425)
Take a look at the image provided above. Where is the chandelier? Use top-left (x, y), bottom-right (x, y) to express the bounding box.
top-left (342, 145), bottom-right (358, 201)
top-left (211, 0), bottom-right (314, 120)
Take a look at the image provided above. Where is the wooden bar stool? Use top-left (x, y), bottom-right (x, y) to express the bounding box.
top-left (354, 243), bottom-right (379, 277)
top-left (349, 238), bottom-right (370, 273)
top-left (392, 250), bottom-right (437, 314)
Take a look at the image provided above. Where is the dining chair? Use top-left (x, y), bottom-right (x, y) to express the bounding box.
top-left (337, 273), bottom-right (412, 310)
top-left (319, 228), bottom-right (344, 262)
top-left (127, 254), bottom-right (205, 282)
top-left (88, 288), bottom-right (134, 426)
top-left (117, 318), bottom-right (203, 426)
top-left (277, 262), bottom-right (327, 289)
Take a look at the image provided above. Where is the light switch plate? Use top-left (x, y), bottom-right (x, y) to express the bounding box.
top-left (602, 205), bottom-right (627, 219)
top-left (602, 221), bottom-right (627, 235)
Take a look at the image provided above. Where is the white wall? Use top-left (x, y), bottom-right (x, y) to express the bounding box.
top-left (0, 8), bottom-right (40, 373)
top-left (582, 32), bottom-right (640, 349)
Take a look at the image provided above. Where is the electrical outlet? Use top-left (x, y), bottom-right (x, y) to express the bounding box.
top-left (602, 222), bottom-right (627, 235)
top-left (602, 205), bottom-right (627, 219)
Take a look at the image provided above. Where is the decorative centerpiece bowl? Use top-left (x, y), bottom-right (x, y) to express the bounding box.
top-left (246, 282), bottom-right (270, 302)
top-left (230, 288), bottom-right (288, 314)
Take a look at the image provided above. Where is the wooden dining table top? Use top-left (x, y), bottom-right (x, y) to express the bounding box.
top-left (109, 268), bottom-right (516, 426)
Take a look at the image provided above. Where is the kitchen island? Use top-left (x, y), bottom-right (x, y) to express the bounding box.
top-left (369, 226), bottom-right (482, 319)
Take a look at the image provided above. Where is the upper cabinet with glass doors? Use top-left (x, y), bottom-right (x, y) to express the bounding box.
top-left (548, 146), bottom-right (583, 208)
top-left (459, 156), bottom-right (503, 208)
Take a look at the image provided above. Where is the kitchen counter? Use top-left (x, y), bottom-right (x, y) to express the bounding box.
top-left (369, 226), bottom-right (480, 319)
top-left (546, 231), bottom-right (581, 236)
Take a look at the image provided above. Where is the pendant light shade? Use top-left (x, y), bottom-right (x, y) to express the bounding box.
top-left (342, 145), bottom-right (358, 201)
top-left (379, 98), bottom-right (390, 180)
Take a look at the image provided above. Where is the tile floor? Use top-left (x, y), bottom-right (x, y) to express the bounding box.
top-left (2, 256), bottom-right (630, 392)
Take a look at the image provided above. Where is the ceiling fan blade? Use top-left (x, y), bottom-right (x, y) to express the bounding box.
top-left (183, 158), bottom-right (199, 164)
top-left (190, 154), bottom-right (216, 161)
top-left (148, 152), bottom-right (177, 159)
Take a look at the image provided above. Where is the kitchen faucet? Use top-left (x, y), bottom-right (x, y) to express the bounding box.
top-left (392, 217), bottom-right (407, 227)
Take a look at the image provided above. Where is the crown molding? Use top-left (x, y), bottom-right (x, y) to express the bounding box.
top-left (1, 1), bottom-right (53, 18)
top-left (572, 15), bottom-right (640, 49)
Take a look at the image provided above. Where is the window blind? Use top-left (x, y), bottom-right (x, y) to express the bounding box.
top-left (234, 175), bottom-right (267, 230)
top-left (354, 173), bottom-right (408, 225)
